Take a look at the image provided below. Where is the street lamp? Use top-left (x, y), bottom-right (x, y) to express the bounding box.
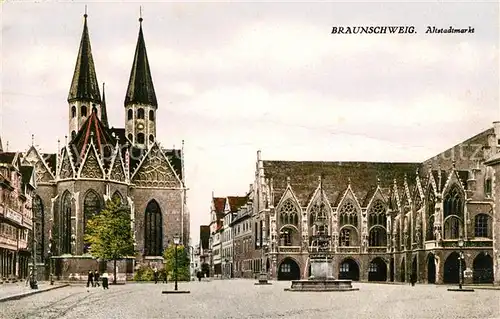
top-left (173, 235), bottom-right (180, 291)
top-left (457, 237), bottom-right (464, 290)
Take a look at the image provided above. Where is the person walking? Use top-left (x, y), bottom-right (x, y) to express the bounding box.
top-left (86, 270), bottom-right (94, 288)
top-left (162, 269), bottom-right (167, 284)
top-left (94, 270), bottom-right (100, 287)
top-left (101, 272), bottom-right (109, 289)
top-left (153, 267), bottom-right (159, 284)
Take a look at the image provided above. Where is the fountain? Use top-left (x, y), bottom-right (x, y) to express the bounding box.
top-left (285, 176), bottom-right (358, 292)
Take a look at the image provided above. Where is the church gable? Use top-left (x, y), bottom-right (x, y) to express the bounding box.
top-left (58, 148), bottom-right (75, 180)
top-left (23, 146), bottom-right (55, 183)
top-left (131, 143), bottom-right (182, 188)
top-left (78, 144), bottom-right (105, 179)
top-left (108, 148), bottom-right (126, 182)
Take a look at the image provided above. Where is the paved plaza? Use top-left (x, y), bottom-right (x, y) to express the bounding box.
top-left (1, 280), bottom-right (499, 319)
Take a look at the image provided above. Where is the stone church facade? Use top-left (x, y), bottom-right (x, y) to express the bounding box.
top-left (16, 14), bottom-right (189, 281)
top-left (252, 123), bottom-right (499, 285)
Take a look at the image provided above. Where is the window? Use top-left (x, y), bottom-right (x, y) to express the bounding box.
top-left (71, 106), bottom-right (76, 118)
top-left (369, 227), bottom-right (386, 246)
top-left (339, 201), bottom-right (358, 228)
top-left (279, 200), bottom-right (299, 226)
top-left (81, 105), bottom-right (87, 117)
top-left (137, 133), bottom-right (145, 144)
top-left (128, 109), bottom-right (133, 120)
top-left (369, 200), bottom-right (386, 228)
top-left (83, 190), bottom-right (102, 253)
top-left (368, 262), bottom-right (377, 272)
top-left (426, 190), bottom-right (435, 241)
top-left (281, 264), bottom-right (291, 273)
top-left (340, 229), bottom-right (350, 246)
top-left (443, 186), bottom-right (463, 219)
top-left (144, 200), bottom-right (162, 256)
top-left (137, 108), bottom-right (145, 119)
top-left (149, 110), bottom-right (155, 121)
top-left (443, 216), bottom-right (461, 239)
top-left (485, 179), bottom-right (492, 196)
top-left (60, 191), bottom-right (72, 254)
top-left (148, 135), bottom-right (154, 143)
top-left (474, 214), bottom-right (491, 238)
top-left (340, 262), bottom-right (349, 273)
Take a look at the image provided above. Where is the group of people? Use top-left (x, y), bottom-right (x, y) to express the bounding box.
top-left (87, 270), bottom-right (109, 289)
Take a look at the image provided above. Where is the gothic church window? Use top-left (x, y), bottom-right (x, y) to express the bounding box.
top-left (474, 214), bottom-right (491, 238)
top-left (149, 110), bottom-right (155, 121)
top-left (137, 133), bottom-right (145, 144)
top-left (60, 191), bottom-right (72, 254)
top-left (426, 189), bottom-right (435, 241)
top-left (278, 200), bottom-right (299, 226)
top-left (339, 201), bottom-right (358, 228)
top-left (71, 106), bottom-right (76, 118)
top-left (485, 179), bottom-right (492, 196)
top-left (137, 108), bottom-right (145, 119)
top-left (340, 229), bottom-right (350, 246)
top-left (81, 105), bottom-right (87, 117)
top-left (443, 185), bottom-right (463, 239)
top-left (83, 190), bottom-right (102, 253)
top-left (144, 200), bottom-right (163, 256)
top-left (128, 109), bottom-right (133, 120)
top-left (368, 200), bottom-right (387, 247)
top-left (33, 195), bottom-right (44, 263)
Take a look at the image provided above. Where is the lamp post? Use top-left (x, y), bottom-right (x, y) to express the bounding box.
top-left (458, 237), bottom-right (464, 290)
top-left (173, 234), bottom-right (180, 291)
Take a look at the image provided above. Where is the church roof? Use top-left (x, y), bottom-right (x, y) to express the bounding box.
top-left (101, 83), bottom-right (109, 127)
top-left (124, 19), bottom-right (158, 107)
top-left (263, 160), bottom-right (420, 207)
top-left (70, 110), bottom-right (116, 168)
top-left (42, 153), bottom-right (57, 174)
top-left (68, 14), bottom-right (101, 104)
top-left (227, 196), bottom-right (248, 212)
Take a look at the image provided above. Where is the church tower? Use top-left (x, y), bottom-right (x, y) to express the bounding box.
top-left (124, 16), bottom-right (158, 148)
top-left (67, 13), bottom-right (103, 140)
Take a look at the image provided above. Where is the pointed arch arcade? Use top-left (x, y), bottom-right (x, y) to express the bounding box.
top-left (33, 195), bottom-right (44, 262)
top-left (112, 191), bottom-right (124, 206)
top-left (144, 199), bottom-right (163, 256)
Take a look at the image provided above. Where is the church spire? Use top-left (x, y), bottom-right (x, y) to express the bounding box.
top-left (68, 12), bottom-right (101, 104)
top-left (101, 82), bottom-right (109, 127)
top-left (0, 136), bottom-right (3, 152)
top-left (124, 15), bottom-right (158, 107)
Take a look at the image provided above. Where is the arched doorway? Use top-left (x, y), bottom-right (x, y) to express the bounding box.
top-left (444, 252), bottom-right (465, 284)
top-left (473, 253), bottom-right (493, 284)
top-left (411, 256), bottom-right (418, 283)
top-left (390, 257), bottom-right (394, 282)
top-left (368, 257), bottom-right (387, 281)
top-left (277, 258), bottom-right (301, 280)
top-left (338, 258), bottom-right (360, 281)
top-left (144, 200), bottom-right (163, 256)
top-left (427, 253), bottom-right (436, 284)
top-left (400, 258), bottom-right (406, 282)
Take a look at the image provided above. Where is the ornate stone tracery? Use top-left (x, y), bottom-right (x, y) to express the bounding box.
top-left (279, 200), bottom-right (299, 226)
top-left (133, 146), bottom-right (179, 188)
top-left (80, 149), bottom-right (103, 179)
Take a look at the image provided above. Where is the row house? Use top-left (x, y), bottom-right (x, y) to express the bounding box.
top-left (230, 190), bottom-right (255, 279)
top-left (0, 144), bottom-right (37, 282)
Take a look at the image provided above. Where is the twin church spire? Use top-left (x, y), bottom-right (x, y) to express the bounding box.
top-left (67, 11), bottom-right (157, 146)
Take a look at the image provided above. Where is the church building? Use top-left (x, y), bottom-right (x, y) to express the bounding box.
top-left (18, 13), bottom-right (189, 280)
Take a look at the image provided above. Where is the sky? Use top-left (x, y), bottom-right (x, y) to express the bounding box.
top-left (1, 1), bottom-right (498, 245)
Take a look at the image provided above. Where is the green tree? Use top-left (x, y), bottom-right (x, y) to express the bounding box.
top-left (163, 244), bottom-right (190, 281)
top-left (84, 198), bottom-right (134, 284)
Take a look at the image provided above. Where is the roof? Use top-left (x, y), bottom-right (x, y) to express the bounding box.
top-left (70, 110), bottom-right (117, 169)
top-left (213, 197), bottom-right (226, 215)
top-left (227, 196), bottom-right (248, 212)
top-left (67, 14), bottom-right (101, 104)
top-left (42, 153), bottom-right (57, 174)
top-left (263, 160), bottom-right (421, 207)
top-left (124, 20), bottom-right (157, 107)
top-left (0, 152), bottom-right (16, 165)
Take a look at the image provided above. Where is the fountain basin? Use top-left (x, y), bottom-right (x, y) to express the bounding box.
top-left (285, 278), bottom-right (359, 292)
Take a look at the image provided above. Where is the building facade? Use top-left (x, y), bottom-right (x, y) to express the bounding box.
top-left (230, 192), bottom-right (254, 279)
top-left (0, 145), bottom-right (37, 283)
top-left (248, 122), bottom-right (498, 284)
top-left (8, 14), bottom-right (189, 281)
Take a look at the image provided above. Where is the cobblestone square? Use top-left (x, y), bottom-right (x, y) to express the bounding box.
top-left (2, 280), bottom-right (499, 319)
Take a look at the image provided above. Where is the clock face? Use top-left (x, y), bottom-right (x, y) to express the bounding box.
top-left (137, 123), bottom-right (144, 130)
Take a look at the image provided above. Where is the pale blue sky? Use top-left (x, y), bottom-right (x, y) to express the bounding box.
top-left (1, 1), bottom-right (498, 244)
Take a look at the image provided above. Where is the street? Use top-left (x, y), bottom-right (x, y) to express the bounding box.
top-left (2, 280), bottom-right (499, 319)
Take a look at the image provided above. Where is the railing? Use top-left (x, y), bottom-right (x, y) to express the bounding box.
top-left (278, 246), bottom-right (301, 253)
top-left (338, 246), bottom-right (360, 254)
top-left (0, 237), bottom-right (17, 247)
top-left (368, 247), bottom-right (387, 254)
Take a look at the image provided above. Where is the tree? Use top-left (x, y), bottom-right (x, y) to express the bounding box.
top-left (84, 198), bottom-right (134, 284)
top-left (163, 244), bottom-right (190, 281)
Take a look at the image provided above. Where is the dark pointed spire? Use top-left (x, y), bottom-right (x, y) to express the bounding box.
top-left (0, 136), bottom-right (3, 152)
top-left (124, 14), bottom-right (158, 107)
top-left (68, 12), bottom-right (101, 104)
top-left (101, 82), bottom-right (109, 127)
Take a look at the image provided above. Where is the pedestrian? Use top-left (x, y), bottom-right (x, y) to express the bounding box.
top-left (101, 272), bottom-right (109, 289)
top-left (410, 273), bottom-right (416, 286)
top-left (86, 270), bottom-right (94, 289)
top-left (94, 270), bottom-right (100, 287)
top-left (162, 269), bottom-right (167, 284)
top-left (153, 267), bottom-right (158, 284)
